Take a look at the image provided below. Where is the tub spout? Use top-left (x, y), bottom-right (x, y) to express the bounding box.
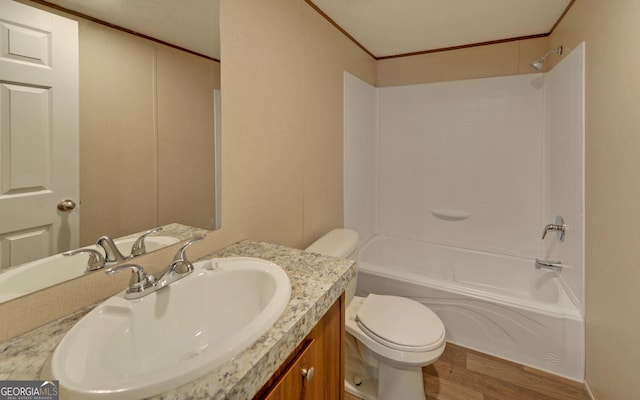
top-left (535, 259), bottom-right (563, 272)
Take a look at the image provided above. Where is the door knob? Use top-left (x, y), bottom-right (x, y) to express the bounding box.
top-left (301, 367), bottom-right (314, 382)
top-left (57, 199), bottom-right (77, 212)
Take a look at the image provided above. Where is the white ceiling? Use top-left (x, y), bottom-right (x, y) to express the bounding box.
top-left (44, 0), bottom-right (220, 59)
top-left (311, 0), bottom-right (571, 58)
top-left (43, 0), bottom-right (570, 60)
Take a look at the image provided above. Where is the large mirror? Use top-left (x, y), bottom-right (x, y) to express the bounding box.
top-left (0, 0), bottom-right (220, 303)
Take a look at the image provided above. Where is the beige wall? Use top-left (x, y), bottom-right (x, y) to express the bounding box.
top-left (80, 22), bottom-right (220, 244)
top-left (214, 0), bottom-right (376, 249)
top-left (0, 0), bottom-right (375, 341)
top-left (548, 1), bottom-right (640, 398)
top-left (156, 45), bottom-right (218, 230)
top-left (377, 37), bottom-right (550, 86)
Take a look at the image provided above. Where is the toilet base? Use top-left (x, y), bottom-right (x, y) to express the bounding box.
top-left (345, 371), bottom-right (377, 400)
top-left (378, 363), bottom-right (426, 400)
top-left (345, 333), bottom-right (378, 400)
top-left (345, 351), bottom-right (427, 400)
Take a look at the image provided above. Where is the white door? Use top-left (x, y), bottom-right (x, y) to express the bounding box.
top-left (0, 0), bottom-right (79, 270)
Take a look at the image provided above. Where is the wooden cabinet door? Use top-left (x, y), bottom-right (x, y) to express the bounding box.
top-left (306, 298), bottom-right (343, 400)
top-left (263, 339), bottom-right (316, 400)
top-left (261, 297), bottom-right (344, 400)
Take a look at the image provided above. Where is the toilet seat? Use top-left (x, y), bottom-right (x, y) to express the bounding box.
top-left (345, 295), bottom-right (446, 367)
top-left (356, 294), bottom-right (445, 353)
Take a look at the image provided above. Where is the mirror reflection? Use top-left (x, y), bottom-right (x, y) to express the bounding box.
top-left (0, 0), bottom-right (220, 303)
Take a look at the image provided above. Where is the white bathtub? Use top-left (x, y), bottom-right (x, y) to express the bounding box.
top-left (355, 235), bottom-right (584, 381)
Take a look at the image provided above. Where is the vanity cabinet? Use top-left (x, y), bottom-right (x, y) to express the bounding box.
top-left (256, 295), bottom-right (345, 400)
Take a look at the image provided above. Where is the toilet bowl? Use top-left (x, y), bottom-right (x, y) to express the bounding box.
top-left (306, 229), bottom-right (446, 400)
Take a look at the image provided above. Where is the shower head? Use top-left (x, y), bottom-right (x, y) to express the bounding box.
top-left (529, 46), bottom-right (563, 71)
top-left (530, 59), bottom-right (545, 71)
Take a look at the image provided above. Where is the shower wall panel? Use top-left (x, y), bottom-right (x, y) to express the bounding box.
top-left (544, 43), bottom-right (585, 314)
top-left (377, 75), bottom-right (545, 258)
top-left (344, 72), bottom-right (378, 243)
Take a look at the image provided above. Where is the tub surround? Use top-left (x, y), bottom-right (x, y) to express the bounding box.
top-left (343, 44), bottom-right (585, 383)
top-left (356, 235), bottom-right (584, 381)
top-left (345, 44), bottom-right (585, 312)
top-left (0, 240), bottom-right (355, 399)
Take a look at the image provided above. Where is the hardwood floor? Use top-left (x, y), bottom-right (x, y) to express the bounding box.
top-left (344, 343), bottom-right (591, 400)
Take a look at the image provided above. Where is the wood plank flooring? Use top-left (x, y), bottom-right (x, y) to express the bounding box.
top-left (344, 343), bottom-right (591, 400)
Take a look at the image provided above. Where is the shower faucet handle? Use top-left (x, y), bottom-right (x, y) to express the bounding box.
top-left (541, 215), bottom-right (566, 241)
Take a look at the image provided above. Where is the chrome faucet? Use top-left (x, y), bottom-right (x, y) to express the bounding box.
top-left (97, 236), bottom-right (128, 264)
top-left (105, 236), bottom-right (204, 299)
top-left (105, 263), bottom-right (156, 299)
top-left (535, 259), bottom-right (563, 272)
top-left (130, 227), bottom-right (164, 257)
top-left (541, 215), bottom-right (566, 241)
top-left (64, 227), bottom-right (166, 271)
top-left (62, 248), bottom-right (106, 271)
top-left (155, 236), bottom-right (204, 289)
top-left (98, 227), bottom-right (166, 263)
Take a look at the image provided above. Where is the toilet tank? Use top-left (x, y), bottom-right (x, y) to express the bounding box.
top-left (306, 229), bottom-right (359, 304)
top-left (305, 229), bottom-right (359, 258)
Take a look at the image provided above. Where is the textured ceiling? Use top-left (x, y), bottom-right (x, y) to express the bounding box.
top-left (43, 0), bottom-right (571, 60)
top-left (44, 0), bottom-right (220, 59)
top-left (310, 0), bottom-right (572, 58)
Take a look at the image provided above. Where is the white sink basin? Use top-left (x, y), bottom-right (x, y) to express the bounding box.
top-left (0, 236), bottom-right (180, 303)
top-left (51, 257), bottom-right (291, 400)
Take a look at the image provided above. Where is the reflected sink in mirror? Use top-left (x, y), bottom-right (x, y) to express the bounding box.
top-left (0, 0), bottom-right (220, 306)
top-left (50, 257), bottom-right (291, 400)
top-left (0, 236), bottom-right (180, 303)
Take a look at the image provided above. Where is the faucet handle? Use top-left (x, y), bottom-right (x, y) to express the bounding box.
top-left (170, 236), bottom-right (204, 272)
top-left (541, 215), bottom-right (567, 241)
top-left (63, 248), bottom-right (106, 271)
top-left (105, 263), bottom-right (156, 299)
top-left (130, 227), bottom-right (164, 257)
top-left (97, 236), bottom-right (128, 263)
top-left (154, 236), bottom-right (205, 290)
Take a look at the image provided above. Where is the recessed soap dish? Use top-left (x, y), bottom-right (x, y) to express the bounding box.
top-left (430, 209), bottom-right (470, 221)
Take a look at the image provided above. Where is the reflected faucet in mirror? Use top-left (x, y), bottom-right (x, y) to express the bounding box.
top-left (63, 227), bottom-right (166, 272)
top-left (60, 248), bottom-right (105, 272)
top-left (0, 224), bottom-right (204, 304)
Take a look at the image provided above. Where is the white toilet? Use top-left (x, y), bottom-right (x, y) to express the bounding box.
top-left (306, 229), bottom-right (446, 400)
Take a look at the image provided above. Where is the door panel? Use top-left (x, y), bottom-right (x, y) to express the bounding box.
top-left (1, 84), bottom-right (51, 194)
top-left (0, 0), bottom-right (79, 270)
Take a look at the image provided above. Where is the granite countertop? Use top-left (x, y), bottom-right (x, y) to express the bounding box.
top-left (127, 222), bottom-right (210, 242)
top-left (0, 240), bottom-right (356, 399)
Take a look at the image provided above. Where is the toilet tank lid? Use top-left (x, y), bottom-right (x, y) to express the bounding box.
top-left (305, 229), bottom-right (360, 258)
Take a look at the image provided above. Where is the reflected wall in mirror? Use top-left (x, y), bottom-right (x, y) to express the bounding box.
top-left (0, 0), bottom-right (220, 303)
top-left (78, 20), bottom-right (219, 242)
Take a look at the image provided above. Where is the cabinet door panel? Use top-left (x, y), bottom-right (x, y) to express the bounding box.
top-left (307, 298), bottom-right (343, 399)
top-left (261, 297), bottom-right (344, 400)
top-left (263, 339), bottom-right (315, 400)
